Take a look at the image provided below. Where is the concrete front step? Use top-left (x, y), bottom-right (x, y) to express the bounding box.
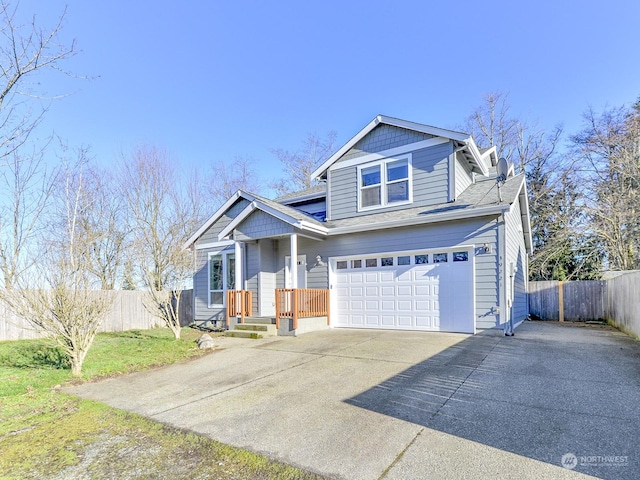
top-left (225, 322), bottom-right (277, 339)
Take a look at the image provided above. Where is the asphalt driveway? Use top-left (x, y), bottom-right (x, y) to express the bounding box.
top-left (66, 322), bottom-right (640, 479)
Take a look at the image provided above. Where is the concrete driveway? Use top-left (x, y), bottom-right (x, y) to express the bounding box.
top-left (67, 322), bottom-right (640, 479)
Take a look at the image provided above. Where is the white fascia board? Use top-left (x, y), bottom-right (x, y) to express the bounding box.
top-left (519, 181), bottom-right (533, 254)
top-left (195, 240), bottom-right (235, 250)
top-left (218, 202), bottom-right (257, 241)
top-left (378, 115), bottom-right (470, 141)
top-left (481, 145), bottom-right (498, 166)
top-left (311, 115), bottom-right (382, 179)
top-left (327, 204), bottom-right (508, 236)
top-left (183, 190), bottom-right (251, 249)
top-left (328, 137), bottom-right (448, 172)
top-left (463, 137), bottom-right (489, 176)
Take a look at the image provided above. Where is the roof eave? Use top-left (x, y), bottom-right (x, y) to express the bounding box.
top-left (327, 204), bottom-right (508, 236)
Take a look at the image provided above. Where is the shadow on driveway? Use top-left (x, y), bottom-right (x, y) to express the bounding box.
top-left (346, 321), bottom-right (640, 479)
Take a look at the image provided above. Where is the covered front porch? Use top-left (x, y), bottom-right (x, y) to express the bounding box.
top-left (226, 287), bottom-right (330, 337)
top-left (210, 195), bottom-right (331, 336)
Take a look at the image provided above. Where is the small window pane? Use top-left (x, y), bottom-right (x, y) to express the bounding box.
top-left (387, 180), bottom-right (408, 203)
top-left (336, 261), bottom-right (348, 270)
top-left (366, 258), bottom-right (377, 268)
top-left (361, 186), bottom-right (381, 207)
top-left (398, 256), bottom-right (410, 265)
top-left (361, 165), bottom-right (381, 186)
top-left (453, 251), bottom-right (468, 262)
top-left (209, 255), bottom-right (223, 290)
top-left (434, 253), bottom-right (448, 263)
top-left (351, 259), bottom-right (362, 269)
top-left (381, 257), bottom-right (393, 267)
top-left (210, 291), bottom-right (223, 305)
top-left (415, 254), bottom-right (428, 264)
top-left (387, 160), bottom-right (408, 182)
top-left (226, 253), bottom-right (235, 289)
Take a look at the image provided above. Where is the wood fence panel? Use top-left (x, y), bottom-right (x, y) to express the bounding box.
top-left (606, 272), bottom-right (640, 338)
top-left (563, 281), bottom-right (606, 321)
top-left (0, 289), bottom-right (193, 341)
top-left (528, 281), bottom-right (559, 320)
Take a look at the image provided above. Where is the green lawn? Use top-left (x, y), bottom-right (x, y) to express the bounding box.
top-left (0, 328), bottom-right (325, 480)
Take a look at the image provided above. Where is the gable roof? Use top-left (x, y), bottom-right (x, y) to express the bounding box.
top-left (183, 190), bottom-right (328, 249)
top-left (185, 172), bottom-right (531, 252)
top-left (311, 115), bottom-right (491, 180)
top-left (275, 184), bottom-right (326, 203)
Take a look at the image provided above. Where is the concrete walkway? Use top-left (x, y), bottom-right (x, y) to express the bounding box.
top-left (66, 322), bottom-right (640, 479)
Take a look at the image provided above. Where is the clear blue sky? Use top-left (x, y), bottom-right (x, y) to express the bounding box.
top-left (18, 0), bottom-right (640, 193)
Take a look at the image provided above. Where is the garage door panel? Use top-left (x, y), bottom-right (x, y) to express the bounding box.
top-left (382, 315), bottom-right (395, 326)
top-left (380, 272), bottom-right (394, 282)
top-left (333, 249), bottom-right (473, 333)
top-left (365, 286), bottom-right (379, 296)
top-left (365, 300), bottom-right (379, 310)
top-left (365, 315), bottom-right (380, 325)
top-left (397, 285), bottom-right (412, 296)
top-left (381, 286), bottom-right (395, 296)
top-left (365, 273), bottom-right (378, 282)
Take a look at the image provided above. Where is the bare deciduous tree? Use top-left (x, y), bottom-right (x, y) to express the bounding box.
top-left (0, 153), bottom-right (111, 376)
top-left (571, 102), bottom-right (640, 271)
top-left (270, 131), bottom-right (336, 196)
top-left (465, 91), bottom-right (600, 279)
top-left (120, 145), bottom-right (200, 339)
top-left (207, 156), bottom-right (262, 207)
top-left (0, 148), bottom-right (55, 288)
top-left (0, 1), bottom-right (77, 160)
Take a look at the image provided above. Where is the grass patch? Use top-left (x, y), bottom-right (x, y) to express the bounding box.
top-left (0, 327), bottom-right (325, 480)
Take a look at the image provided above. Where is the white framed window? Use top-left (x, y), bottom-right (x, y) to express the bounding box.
top-left (208, 251), bottom-right (236, 307)
top-left (357, 155), bottom-right (412, 211)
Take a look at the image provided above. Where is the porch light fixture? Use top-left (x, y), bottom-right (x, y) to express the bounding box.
top-left (315, 255), bottom-right (326, 267)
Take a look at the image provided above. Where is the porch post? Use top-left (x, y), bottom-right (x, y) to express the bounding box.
top-left (234, 240), bottom-right (243, 290)
top-left (290, 233), bottom-right (298, 289)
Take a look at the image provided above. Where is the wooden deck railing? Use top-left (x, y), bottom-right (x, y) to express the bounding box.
top-left (275, 288), bottom-right (330, 330)
top-left (226, 290), bottom-right (252, 326)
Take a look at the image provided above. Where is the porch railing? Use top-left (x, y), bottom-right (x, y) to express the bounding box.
top-left (226, 290), bottom-right (252, 326)
top-left (275, 288), bottom-right (330, 330)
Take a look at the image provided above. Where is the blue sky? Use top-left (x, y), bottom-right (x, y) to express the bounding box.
top-left (17, 0), bottom-right (640, 193)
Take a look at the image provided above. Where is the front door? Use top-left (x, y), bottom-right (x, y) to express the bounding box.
top-left (285, 255), bottom-right (307, 289)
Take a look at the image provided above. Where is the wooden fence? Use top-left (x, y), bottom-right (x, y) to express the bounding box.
top-left (0, 289), bottom-right (193, 342)
top-left (529, 273), bottom-right (640, 338)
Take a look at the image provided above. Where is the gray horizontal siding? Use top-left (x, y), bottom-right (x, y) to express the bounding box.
top-left (275, 217), bottom-right (500, 329)
top-left (329, 141), bottom-right (453, 221)
top-left (505, 197), bottom-right (528, 323)
top-left (246, 242), bottom-right (259, 314)
top-left (455, 153), bottom-right (473, 198)
top-left (193, 245), bottom-right (234, 325)
top-left (337, 124), bottom-right (435, 164)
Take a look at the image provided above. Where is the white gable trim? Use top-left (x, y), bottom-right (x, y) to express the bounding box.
top-left (312, 114), bottom-right (488, 179)
top-left (328, 137), bottom-right (449, 172)
top-left (183, 191), bottom-right (249, 249)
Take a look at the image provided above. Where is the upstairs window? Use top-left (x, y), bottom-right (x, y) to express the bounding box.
top-left (358, 156), bottom-right (411, 211)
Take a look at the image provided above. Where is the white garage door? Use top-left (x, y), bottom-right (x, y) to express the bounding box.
top-left (333, 248), bottom-right (474, 333)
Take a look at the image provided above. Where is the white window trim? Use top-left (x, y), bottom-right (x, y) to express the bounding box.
top-left (207, 250), bottom-right (236, 308)
top-left (357, 154), bottom-right (412, 212)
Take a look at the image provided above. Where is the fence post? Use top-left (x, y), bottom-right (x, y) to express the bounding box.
top-left (558, 281), bottom-right (564, 322)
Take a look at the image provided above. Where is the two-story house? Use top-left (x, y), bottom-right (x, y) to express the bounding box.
top-left (184, 115), bottom-right (532, 335)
